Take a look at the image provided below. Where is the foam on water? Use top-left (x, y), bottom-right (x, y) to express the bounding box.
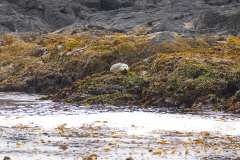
top-left (0, 111), bottom-right (239, 136)
top-left (0, 92), bottom-right (240, 136)
top-left (1, 92), bottom-right (240, 160)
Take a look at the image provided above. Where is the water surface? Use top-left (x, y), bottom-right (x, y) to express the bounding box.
top-left (0, 92), bottom-right (240, 160)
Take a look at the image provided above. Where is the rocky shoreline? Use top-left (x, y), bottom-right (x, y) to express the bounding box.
top-left (1, 0), bottom-right (240, 35)
top-left (0, 30), bottom-right (240, 113)
top-left (1, 0), bottom-right (240, 113)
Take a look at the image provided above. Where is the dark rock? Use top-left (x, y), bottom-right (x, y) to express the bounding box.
top-left (194, 11), bottom-right (227, 33)
top-left (201, 156), bottom-right (240, 160)
top-left (194, 10), bottom-right (240, 35)
top-left (204, 0), bottom-right (233, 6)
top-left (31, 47), bottom-right (48, 57)
top-left (3, 156), bottom-right (11, 160)
top-left (100, 0), bottom-right (121, 10)
top-left (23, 72), bottom-right (73, 93)
top-left (0, 0), bottom-right (240, 34)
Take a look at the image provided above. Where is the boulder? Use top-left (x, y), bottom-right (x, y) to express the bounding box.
top-left (31, 47), bottom-right (48, 57)
top-left (194, 10), bottom-right (240, 35)
top-left (193, 11), bottom-right (226, 33)
top-left (83, 154), bottom-right (98, 160)
top-left (3, 157), bottom-right (11, 160)
top-left (110, 63), bottom-right (129, 73)
top-left (149, 31), bottom-right (178, 45)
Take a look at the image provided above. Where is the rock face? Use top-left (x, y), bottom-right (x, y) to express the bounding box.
top-left (0, 0), bottom-right (240, 34)
top-left (149, 31), bottom-right (178, 45)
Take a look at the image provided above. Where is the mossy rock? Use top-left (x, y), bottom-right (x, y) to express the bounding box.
top-left (55, 72), bottom-right (147, 106)
top-left (1, 32), bottom-right (240, 112)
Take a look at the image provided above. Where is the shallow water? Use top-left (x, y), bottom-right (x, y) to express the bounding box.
top-left (0, 92), bottom-right (240, 160)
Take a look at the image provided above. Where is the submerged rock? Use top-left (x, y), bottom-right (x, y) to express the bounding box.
top-left (3, 157), bottom-right (11, 160)
top-left (110, 63), bottom-right (129, 73)
top-left (83, 154), bottom-right (98, 160)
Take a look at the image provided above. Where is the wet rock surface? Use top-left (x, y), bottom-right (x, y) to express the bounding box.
top-left (0, 0), bottom-right (240, 34)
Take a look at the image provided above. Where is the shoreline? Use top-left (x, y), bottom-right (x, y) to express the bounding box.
top-left (0, 31), bottom-right (240, 113)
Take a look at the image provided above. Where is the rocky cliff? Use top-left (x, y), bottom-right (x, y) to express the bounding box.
top-left (0, 0), bottom-right (240, 34)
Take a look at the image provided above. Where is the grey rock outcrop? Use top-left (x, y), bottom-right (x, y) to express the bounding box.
top-left (0, 0), bottom-right (240, 35)
top-left (149, 31), bottom-right (178, 45)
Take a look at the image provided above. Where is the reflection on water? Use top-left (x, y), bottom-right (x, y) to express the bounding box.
top-left (0, 92), bottom-right (240, 160)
